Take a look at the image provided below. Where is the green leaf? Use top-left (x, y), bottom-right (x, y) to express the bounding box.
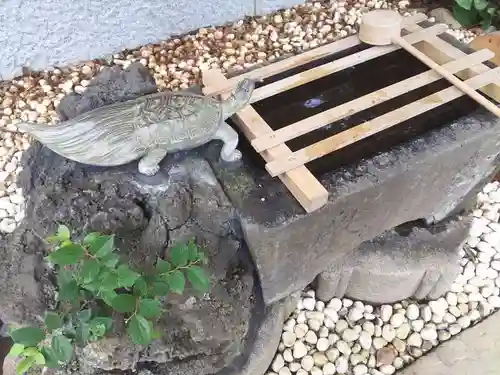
top-left (474, 0), bottom-right (489, 10)
top-left (83, 232), bottom-right (102, 245)
top-left (186, 266), bottom-right (210, 293)
top-left (57, 225), bottom-right (71, 241)
top-left (77, 309), bottom-right (92, 322)
top-left (100, 253), bottom-right (120, 268)
top-left (187, 240), bottom-right (199, 262)
top-left (456, 0), bottom-right (474, 10)
top-left (100, 290), bottom-right (118, 307)
top-left (33, 352), bottom-right (46, 365)
top-left (45, 235), bottom-right (60, 245)
top-left (8, 343), bottom-right (25, 357)
top-left (48, 244), bottom-right (85, 266)
top-left (169, 243), bottom-right (189, 267)
top-left (99, 271), bottom-right (119, 292)
top-left (10, 327), bottom-right (45, 347)
top-left (58, 279), bottom-right (80, 302)
top-left (116, 264), bottom-right (141, 288)
top-left (22, 347), bottom-right (39, 357)
top-left (16, 356), bottom-right (35, 375)
top-left (155, 259), bottom-right (171, 274)
top-left (111, 294), bottom-right (137, 313)
top-left (138, 298), bottom-right (163, 318)
top-left (80, 259), bottom-right (101, 284)
top-left (90, 317), bottom-right (113, 339)
top-left (88, 235), bottom-right (115, 258)
top-left (75, 322), bottom-right (90, 344)
top-left (133, 277), bottom-right (148, 296)
top-left (51, 335), bottom-right (73, 363)
top-left (40, 347), bottom-right (59, 368)
top-left (453, 3), bottom-right (479, 25)
top-left (127, 315), bottom-right (152, 345)
top-left (152, 281), bottom-right (170, 296)
top-left (164, 270), bottom-right (185, 294)
top-left (44, 311), bottom-right (63, 332)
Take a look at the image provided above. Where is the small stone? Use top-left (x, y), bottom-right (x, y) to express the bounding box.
top-left (411, 319), bottom-right (424, 332)
top-left (0, 218), bottom-right (16, 233)
top-left (420, 327), bottom-right (437, 341)
top-left (336, 340), bottom-right (351, 355)
top-left (293, 341), bottom-right (308, 359)
top-left (363, 321), bottom-right (375, 336)
top-left (316, 338), bottom-right (329, 352)
top-left (300, 356), bottom-right (314, 371)
top-left (315, 301), bottom-right (325, 311)
top-left (303, 298), bottom-right (316, 311)
top-left (326, 348), bottom-right (340, 362)
top-left (318, 327), bottom-right (329, 338)
top-left (458, 316), bottom-right (471, 329)
top-left (308, 319), bottom-right (321, 331)
top-left (335, 356), bottom-right (349, 374)
top-left (283, 349), bottom-right (294, 363)
top-left (449, 323), bottom-right (462, 335)
top-left (343, 299), bottom-right (353, 308)
top-left (305, 330), bottom-right (318, 344)
top-left (376, 347), bottom-right (397, 365)
top-left (324, 308), bottom-right (339, 322)
top-left (359, 331), bottom-right (372, 350)
top-left (310, 367), bottom-right (322, 375)
top-left (289, 363), bottom-right (301, 372)
top-left (328, 298), bottom-right (343, 311)
top-left (349, 307), bottom-right (364, 322)
top-left (406, 304), bottom-right (419, 320)
top-left (296, 370), bottom-right (308, 375)
top-left (396, 323), bottom-right (410, 340)
top-left (446, 292), bottom-right (458, 306)
top-left (313, 352), bottom-right (328, 366)
top-left (295, 324), bottom-right (308, 338)
top-left (328, 333), bottom-right (340, 346)
top-left (421, 306), bottom-right (432, 322)
top-left (407, 332), bottom-right (422, 347)
top-left (379, 364), bottom-right (396, 375)
top-left (373, 337), bottom-right (387, 350)
top-left (342, 328), bottom-right (359, 342)
top-left (282, 332), bottom-right (296, 347)
top-left (389, 313), bottom-right (405, 328)
top-left (380, 305), bottom-right (393, 322)
top-left (381, 325), bottom-right (396, 342)
top-left (272, 354), bottom-right (285, 372)
top-left (438, 330), bottom-right (451, 341)
top-left (353, 364), bottom-right (368, 375)
top-left (335, 321), bottom-right (348, 335)
top-left (392, 338), bottom-right (406, 353)
top-left (323, 362), bottom-right (336, 375)
top-left (350, 353), bottom-right (364, 365)
top-left (488, 295), bottom-right (500, 307)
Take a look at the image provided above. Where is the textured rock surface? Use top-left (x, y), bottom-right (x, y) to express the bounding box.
top-left (0, 66), bottom-right (265, 375)
top-left (212, 104), bottom-right (500, 305)
top-left (399, 311), bottom-right (500, 375)
top-left (315, 215), bottom-right (469, 304)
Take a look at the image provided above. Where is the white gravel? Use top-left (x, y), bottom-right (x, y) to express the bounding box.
top-left (268, 180), bottom-right (500, 375)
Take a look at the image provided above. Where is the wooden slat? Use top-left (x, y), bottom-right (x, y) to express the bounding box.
top-left (251, 48), bottom-right (495, 152)
top-left (264, 66), bottom-right (500, 177)
top-left (403, 22), bottom-right (500, 102)
top-left (249, 23), bottom-right (448, 103)
top-left (203, 13), bottom-right (428, 97)
top-left (202, 70), bottom-right (329, 213)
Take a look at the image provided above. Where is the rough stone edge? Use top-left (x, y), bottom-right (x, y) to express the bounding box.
top-left (398, 310), bottom-right (500, 375)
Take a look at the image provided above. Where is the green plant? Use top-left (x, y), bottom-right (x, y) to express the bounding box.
top-left (453, 0), bottom-right (499, 28)
top-left (7, 225), bottom-right (210, 374)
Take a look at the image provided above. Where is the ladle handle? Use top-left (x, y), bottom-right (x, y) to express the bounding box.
top-left (392, 35), bottom-right (500, 118)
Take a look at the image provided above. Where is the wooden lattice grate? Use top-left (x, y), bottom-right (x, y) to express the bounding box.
top-left (202, 13), bottom-right (500, 213)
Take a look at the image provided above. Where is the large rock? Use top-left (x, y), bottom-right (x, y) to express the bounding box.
top-left (0, 64), bottom-right (263, 375)
top-left (315, 215), bottom-right (469, 304)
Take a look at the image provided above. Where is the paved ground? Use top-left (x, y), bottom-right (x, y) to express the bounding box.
top-left (400, 311), bottom-right (500, 375)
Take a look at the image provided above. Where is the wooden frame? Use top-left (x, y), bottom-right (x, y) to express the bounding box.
top-left (202, 13), bottom-right (500, 213)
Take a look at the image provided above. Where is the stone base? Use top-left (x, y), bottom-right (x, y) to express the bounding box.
top-left (315, 215), bottom-right (469, 304)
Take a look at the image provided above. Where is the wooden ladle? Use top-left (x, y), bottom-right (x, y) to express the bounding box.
top-left (359, 9), bottom-right (500, 117)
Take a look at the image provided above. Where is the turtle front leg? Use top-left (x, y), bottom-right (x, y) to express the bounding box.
top-left (138, 148), bottom-right (168, 176)
top-left (214, 122), bottom-right (242, 162)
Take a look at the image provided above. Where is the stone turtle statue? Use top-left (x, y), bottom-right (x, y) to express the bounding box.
top-left (18, 78), bottom-right (256, 176)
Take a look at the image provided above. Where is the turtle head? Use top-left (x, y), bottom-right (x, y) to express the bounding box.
top-left (221, 78), bottom-right (257, 118)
